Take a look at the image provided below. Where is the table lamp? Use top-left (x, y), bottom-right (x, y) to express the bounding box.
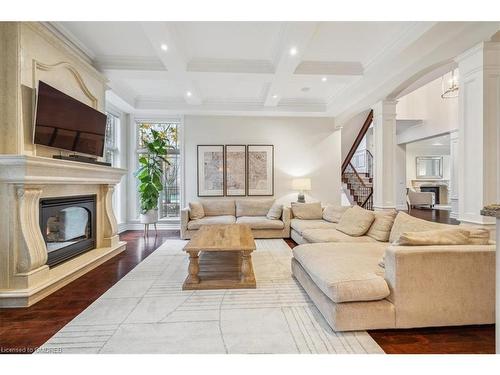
top-left (292, 178), bottom-right (311, 203)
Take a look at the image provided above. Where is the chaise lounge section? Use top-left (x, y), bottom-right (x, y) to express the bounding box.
top-left (290, 207), bottom-right (496, 331)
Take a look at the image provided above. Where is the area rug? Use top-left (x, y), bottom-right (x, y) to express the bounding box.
top-left (38, 239), bottom-right (384, 354)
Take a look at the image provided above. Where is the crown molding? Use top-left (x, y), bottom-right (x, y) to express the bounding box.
top-left (132, 95), bottom-right (327, 115)
top-left (45, 22), bottom-right (96, 62)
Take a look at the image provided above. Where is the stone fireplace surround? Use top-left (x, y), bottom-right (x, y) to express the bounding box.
top-left (0, 155), bottom-right (127, 307)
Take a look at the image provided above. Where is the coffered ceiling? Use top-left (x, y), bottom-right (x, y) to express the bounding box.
top-left (51, 21), bottom-right (500, 119)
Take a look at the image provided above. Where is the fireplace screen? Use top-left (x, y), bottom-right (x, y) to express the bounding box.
top-left (40, 195), bottom-right (96, 267)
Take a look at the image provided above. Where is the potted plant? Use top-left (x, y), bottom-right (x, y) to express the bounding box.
top-left (135, 128), bottom-right (171, 225)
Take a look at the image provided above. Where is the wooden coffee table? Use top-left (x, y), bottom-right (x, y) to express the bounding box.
top-left (182, 224), bottom-right (257, 290)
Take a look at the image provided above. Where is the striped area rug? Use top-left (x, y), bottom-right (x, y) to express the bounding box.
top-left (38, 239), bottom-right (384, 354)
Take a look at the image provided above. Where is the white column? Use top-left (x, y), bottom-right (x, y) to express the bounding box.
top-left (497, 217), bottom-right (500, 353)
top-left (457, 42), bottom-right (500, 354)
top-left (372, 100), bottom-right (398, 210)
top-left (449, 130), bottom-right (459, 219)
top-left (456, 42), bottom-right (499, 227)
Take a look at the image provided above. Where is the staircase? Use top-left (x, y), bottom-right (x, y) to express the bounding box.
top-left (341, 110), bottom-right (374, 210)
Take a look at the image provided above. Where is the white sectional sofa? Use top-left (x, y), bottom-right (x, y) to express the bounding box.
top-left (289, 203), bottom-right (496, 331)
top-left (181, 199), bottom-right (290, 239)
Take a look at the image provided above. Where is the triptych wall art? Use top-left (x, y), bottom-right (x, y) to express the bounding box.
top-left (197, 144), bottom-right (274, 197)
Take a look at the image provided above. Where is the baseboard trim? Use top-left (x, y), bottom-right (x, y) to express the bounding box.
top-left (118, 222), bottom-right (180, 233)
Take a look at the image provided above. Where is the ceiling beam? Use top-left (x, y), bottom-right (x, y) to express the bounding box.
top-left (96, 56), bottom-right (165, 71)
top-left (264, 22), bottom-right (318, 107)
top-left (294, 61), bottom-right (363, 76)
top-left (140, 22), bottom-right (202, 105)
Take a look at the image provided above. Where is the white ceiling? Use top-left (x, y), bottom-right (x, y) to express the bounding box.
top-left (52, 21), bottom-right (500, 118)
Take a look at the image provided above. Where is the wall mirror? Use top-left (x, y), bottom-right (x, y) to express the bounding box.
top-left (416, 156), bottom-right (443, 179)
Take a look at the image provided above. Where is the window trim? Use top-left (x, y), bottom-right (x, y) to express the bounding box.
top-left (134, 118), bottom-right (183, 222)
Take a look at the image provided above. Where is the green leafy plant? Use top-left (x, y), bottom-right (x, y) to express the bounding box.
top-left (135, 128), bottom-right (171, 214)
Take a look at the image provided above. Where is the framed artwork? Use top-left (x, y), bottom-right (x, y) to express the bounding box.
top-left (225, 145), bottom-right (247, 196)
top-left (247, 144), bottom-right (274, 196)
top-left (197, 145), bottom-right (224, 197)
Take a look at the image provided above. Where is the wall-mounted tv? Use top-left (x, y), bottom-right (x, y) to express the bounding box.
top-left (33, 81), bottom-right (107, 157)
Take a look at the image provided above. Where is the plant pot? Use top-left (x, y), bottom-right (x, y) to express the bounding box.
top-left (140, 209), bottom-right (158, 224)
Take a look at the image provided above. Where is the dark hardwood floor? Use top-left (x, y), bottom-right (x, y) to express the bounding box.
top-left (0, 208), bottom-right (494, 354)
top-left (406, 207), bottom-right (460, 225)
top-left (0, 230), bottom-right (179, 354)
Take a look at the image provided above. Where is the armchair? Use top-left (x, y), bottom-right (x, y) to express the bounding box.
top-left (406, 188), bottom-right (435, 211)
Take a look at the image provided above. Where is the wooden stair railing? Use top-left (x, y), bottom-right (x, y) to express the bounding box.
top-left (341, 110), bottom-right (374, 210)
top-left (342, 109), bottom-right (373, 174)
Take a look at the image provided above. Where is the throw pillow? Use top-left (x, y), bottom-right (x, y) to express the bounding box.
top-left (394, 228), bottom-right (470, 246)
top-left (189, 202), bottom-right (205, 220)
top-left (322, 204), bottom-right (349, 223)
top-left (266, 204), bottom-right (283, 220)
top-left (463, 227), bottom-right (490, 245)
top-left (291, 202), bottom-right (323, 220)
top-left (389, 211), bottom-right (445, 244)
top-left (366, 210), bottom-right (397, 242)
top-left (336, 205), bottom-right (375, 236)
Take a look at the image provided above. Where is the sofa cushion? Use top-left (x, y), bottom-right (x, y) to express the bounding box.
top-left (366, 210), bottom-right (397, 242)
top-left (236, 216), bottom-right (285, 230)
top-left (302, 229), bottom-right (377, 243)
top-left (394, 228), bottom-right (471, 246)
top-left (291, 202), bottom-right (323, 220)
top-left (189, 202), bottom-right (205, 220)
top-left (291, 219), bottom-right (338, 235)
top-left (201, 200), bottom-right (235, 216)
top-left (236, 199), bottom-right (274, 217)
top-left (322, 204), bottom-right (349, 223)
top-left (187, 215), bottom-right (236, 230)
top-left (389, 211), bottom-right (451, 243)
top-left (266, 203), bottom-right (283, 220)
top-left (336, 205), bottom-right (375, 237)
top-left (292, 243), bottom-right (390, 303)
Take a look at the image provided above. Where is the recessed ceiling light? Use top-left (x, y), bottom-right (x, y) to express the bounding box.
top-left (272, 94), bottom-right (278, 99)
top-left (289, 47), bottom-right (298, 56)
top-left (321, 77), bottom-right (328, 82)
top-left (432, 142), bottom-right (443, 146)
top-left (160, 44), bottom-right (168, 51)
top-left (186, 91), bottom-right (192, 97)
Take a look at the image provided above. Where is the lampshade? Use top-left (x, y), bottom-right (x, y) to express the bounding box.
top-left (292, 178), bottom-right (311, 191)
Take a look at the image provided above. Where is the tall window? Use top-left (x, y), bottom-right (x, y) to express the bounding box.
top-left (136, 121), bottom-right (180, 219)
top-left (105, 113), bottom-right (120, 166)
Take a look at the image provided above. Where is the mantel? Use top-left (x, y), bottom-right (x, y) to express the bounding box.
top-left (0, 154), bottom-right (127, 307)
top-left (0, 155), bottom-right (127, 185)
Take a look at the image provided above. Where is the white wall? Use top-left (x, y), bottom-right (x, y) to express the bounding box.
top-left (184, 115), bottom-right (341, 206)
top-left (396, 71), bottom-right (458, 144)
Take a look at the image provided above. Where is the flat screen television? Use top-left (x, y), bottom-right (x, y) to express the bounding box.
top-left (33, 81), bottom-right (107, 157)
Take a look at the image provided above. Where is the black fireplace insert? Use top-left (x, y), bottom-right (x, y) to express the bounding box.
top-left (39, 195), bottom-right (97, 267)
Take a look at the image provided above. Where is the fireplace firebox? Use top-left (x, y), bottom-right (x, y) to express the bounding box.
top-left (39, 195), bottom-right (97, 267)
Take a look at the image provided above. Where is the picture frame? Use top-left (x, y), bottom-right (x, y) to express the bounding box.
top-left (197, 145), bottom-right (224, 197)
top-left (225, 145), bottom-right (247, 196)
top-left (247, 144), bottom-right (274, 196)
